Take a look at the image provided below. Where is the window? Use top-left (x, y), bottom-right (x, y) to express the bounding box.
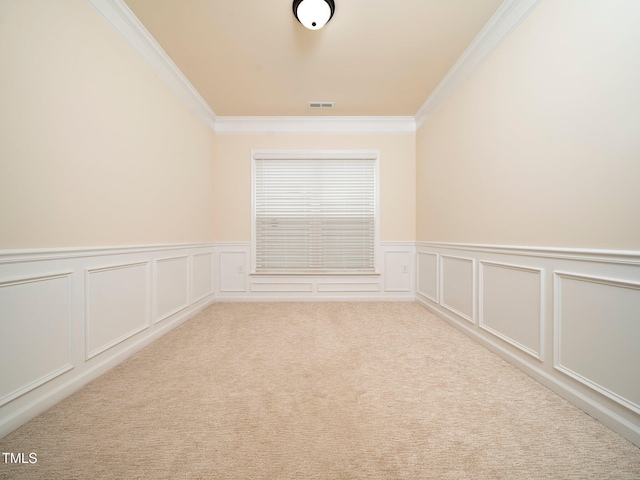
top-left (252, 150), bottom-right (378, 274)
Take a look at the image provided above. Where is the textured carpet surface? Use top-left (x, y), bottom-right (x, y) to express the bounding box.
top-left (1, 302), bottom-right (639, 479)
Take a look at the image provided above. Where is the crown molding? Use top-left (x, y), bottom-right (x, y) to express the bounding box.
top-left (0, 243), bottom-right (215, 264)
top-left (214, 116), bottom-right (416, 134)
top-left (85, 0), bottom-right (413, 134)
top-left (85, 0), bottom-right (541, 134)
top-left (414, 0), bottom-right (542, 128)
top-left (84, 0), bottom-right (217, 130)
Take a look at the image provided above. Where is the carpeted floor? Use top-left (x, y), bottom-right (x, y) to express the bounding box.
top-left (1, 302), bottom-right (639, 479)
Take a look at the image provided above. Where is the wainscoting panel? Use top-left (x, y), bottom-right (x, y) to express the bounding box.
top-left (4, 240), bottom-right (639, 448)
top-left (384, 251), bottom-right (412, 292)
top-left (192, 252), bottom-right (214, 303)
top-left (440, 255), bottom-right (475, 323)
top-left (155, 256), bottom-right (190, 323)
top-left (251, 282), bottom-right (313, 293)
top-left (219, 252), bottom-right (247, 293)
top-left (416, 241), bottom-right (640, 447)
top-left (214, 242), bottom-right (414, 301)
top-left (417, 252), bottom-right (438, 302)
top-left (555, 272), bottom-right (640, 415)
top-left (0, 273), bottom-right (72, 407)
top-left (0, 243), bottom-right (215, 439)
top-left (317, 282), bottom-right (380, 293)
top-left (480, 261), bottom-right (544, 360)
top-left (85, 262), bottom-right (150, 360)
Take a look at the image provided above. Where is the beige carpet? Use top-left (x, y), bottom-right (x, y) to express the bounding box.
top-left (1, 302), bottom-right (639, 479)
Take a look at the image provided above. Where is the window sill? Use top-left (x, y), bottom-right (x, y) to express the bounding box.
top-left (250, 272), bottom-right (380, 277)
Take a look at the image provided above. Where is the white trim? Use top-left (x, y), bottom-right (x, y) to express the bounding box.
top-left (416, 241), bottom-right (640, 265)
top-left (253, 150), bottom-right (379, 160)
top-left (553, 271), bottom-right (640, 416)
top-left (380, 241), bottom-right (416, 248)
top-left (553, 271), bottom-right (640, 292)
top-left (215, 295), bottom-right (415, 303)
top-left (0, 271), bottom-right (74, 287)
top-left (0, 365), bottom-right (75, 409)
top-left (83, 0), bottom-right (217, 130)
top-left (251, 155), bottom-right (257, 274)
top-left (249, 272), bottom-right (381, 277)
top-left (478, 261), bottom-right (545, 361)
top-left (415, 0), bottom-right (542, 128)
top-left (215, 116), bottom-right (416, 134)
top-left (250, 282), bottom-right (314, 293)
top-left (317, 282), bottom-right (380, 293)
top-left (85, 260), bottom-right (149, 275)
top-left (0, 243), bottom-right (215, 264)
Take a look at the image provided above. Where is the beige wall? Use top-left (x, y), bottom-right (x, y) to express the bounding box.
top-left (0, 0), bottom-right (215, 249)
top-left (416, 0), bottom-right (640, 249)
top-left (212, 133), bottom-right (416, 242)
top-left (5, 0), bottom-right (639, 251)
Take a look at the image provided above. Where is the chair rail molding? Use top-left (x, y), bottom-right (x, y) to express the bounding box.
top-left (416, 241), bottom-right (640, 265)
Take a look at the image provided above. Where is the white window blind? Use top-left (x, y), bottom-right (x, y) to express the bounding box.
top-left (253, 153), bottom-right (377, 273)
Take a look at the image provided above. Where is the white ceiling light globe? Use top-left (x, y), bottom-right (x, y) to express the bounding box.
top-left (296, 0), bottom-right (332, 30)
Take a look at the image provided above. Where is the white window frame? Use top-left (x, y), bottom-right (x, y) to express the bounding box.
top-left (251, 149), bottom-right (380, 276)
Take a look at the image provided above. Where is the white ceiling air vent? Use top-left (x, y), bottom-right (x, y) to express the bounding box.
top-left (308, 102), bottom-right (334, 109)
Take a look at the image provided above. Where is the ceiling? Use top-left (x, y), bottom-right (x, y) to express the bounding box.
top-left (124, 0), bottom-right (505, 117)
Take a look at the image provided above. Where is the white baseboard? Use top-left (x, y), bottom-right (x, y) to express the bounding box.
top-left (415, 241), bottom-right (640, 447)
top-left (215, 295), bottom-right (416, 303)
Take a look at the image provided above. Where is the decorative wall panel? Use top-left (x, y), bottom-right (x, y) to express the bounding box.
top-left (417, 252), bottom-right (438, 302)
top-left (440, 255), bottom-right (475, 322)
top-left (155, 256), bottom-right (189, 323)
top-left (0, 273), bottom-right (72, 406)
top-left (85, 262), bottom-right (150, 359)
top-left (192, 252), bottom-right (214, 303)
top-left (555, 272), bottom-right (640, 414)
top-left (480, 262), bottom-right (543, 360)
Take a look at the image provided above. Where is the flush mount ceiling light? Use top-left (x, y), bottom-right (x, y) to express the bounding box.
top-left (293, 0), bottom-right (335, 30)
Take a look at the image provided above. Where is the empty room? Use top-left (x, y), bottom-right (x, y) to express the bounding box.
top-left (1, 0), bottom-right (639, 478)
